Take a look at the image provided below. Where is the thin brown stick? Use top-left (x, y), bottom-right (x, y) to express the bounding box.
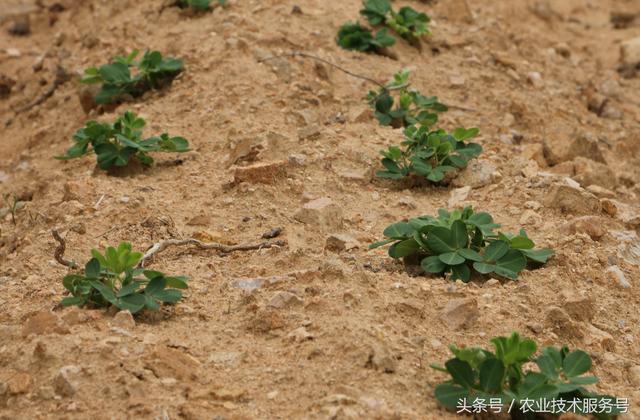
top-left (138, 238), bottom-right (286, 267)
top-left (52, 230), bottom-right (78, 269)
top-left (258, 51), bottom-right (389, 90)
top-left (15, 66), bottom-right (70, 114)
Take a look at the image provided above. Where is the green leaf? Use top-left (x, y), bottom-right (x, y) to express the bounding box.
top-left (434, 384), bottom-right (470, 410)
top-left (144, 276), bottom-right (167, 296)
top-left (445, 359), bottom-right (475, 389)
top-left (118, 293), bottom-right (146, 313)
top-left (89, 280), bottom-right (117, 305)
top-left (60, 296), bottom-right (85, 306)
top-left (421, 255), bottom-right (446, 273)
top-left (438, 252), bottom-right (465, 265)
top-left (450, 263), bottom-right (471, 282)
top-left (85, 258), bottom-right (101, 279)
top-left (495, 250), bottom-right (527, 279)
top-left (99, 62), bottom-right (131, 84)
top-left (425, 227), bottom-right (455, 253)
top-left (452, 127), bottom-right (479, 141)
top-left (483, 240), bottom-right (509, 262)
top-left (383, 222), bottom-right (415, 239)
top-left (522, 248), bottom-right (554, 263)
top-left (563, 350), bottom-right (592, 378)
top-left (450, 220), bottom-right (468, 248)
top-left (369, 239), bottom-right (395, 249)
top-left (536, 354), bottom-right (558, 380)
top-left (458, 248), bottom-right (482, 262)
top-left (473, 262), bottom-right (495, 274)
top-left (165, 276), bottom-right (189, 289)
top-left (388, 238), bottom-right (420, 258)
top-left (154, 289), bottom-right (183, 303)
top-left (510, 236), bottom-right (535, 250)
top-left (479, 358), bottom-right (505, 393)
top-left (117, 281), bottom-right (143, 297)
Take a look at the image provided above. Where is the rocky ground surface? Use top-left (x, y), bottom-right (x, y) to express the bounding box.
top-left (1, 0), bottom-right (640, 418)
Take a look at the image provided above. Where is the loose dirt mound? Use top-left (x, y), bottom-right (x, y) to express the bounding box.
top-left (1, 0), bottom-right (640, 418)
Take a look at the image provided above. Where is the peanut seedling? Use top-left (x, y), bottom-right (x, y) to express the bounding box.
top-left (367, 69), bottom-right (447, 128)
top-left (177, 0), bottom-right (226, 11)
top-left (337, 22), bottom-right (395, 53)
top-left (57, 111), bottom-right (189, 171)
top-left (432, 332), bottom-right (622, 419)
top-left (370, 207), bottom-right (553, 282)
top-left (376, 126), bottom-right (481, 183)
top-left (81, 50), bottom-right (183, 104)
top-left (60, 242), bottom-right (188, 314)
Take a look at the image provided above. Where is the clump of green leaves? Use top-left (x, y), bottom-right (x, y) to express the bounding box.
top-left (177, 0), bottom-right (226, 11)
top-left (432, 332), bottom-right (622, 419)
top-left (370, 207), bottom-right (553, 282)
top-left (61, 242), bottom-right (188, 314)
top-left (336, 1), bottom-right (429, 54)
top-left (81, 50), bottom-right (183, 104)
top-left (57, 111), bottom-right (189, 171)
top-left (360, 0), bottom-right (430, 40)
top-left (367, 70), bottom-right (447, 128)
top-left (337, 22), bottom-right (395, 53)
top-left (376, 126), bottom-right (481, 183)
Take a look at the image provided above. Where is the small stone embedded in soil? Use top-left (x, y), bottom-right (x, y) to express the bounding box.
top-left (294, 197), bottom-right (343, 230)
top-left (439, 298), bottom-right (479, 330)
top-left (605, 265), bottom-right (631, 288)
top-left (144, 346), bottom-right (201, 381)
top-left (287, 326), bottom-right (314, 342)
top-left (325, 233), bottom-right (360, 252)
top-left (53, 365), bottom-right (82, 397)
top-left (232, 161), bottom-right (288, 185)
top-left (544, 182), bottom-right (601, 215)
top-left (112, 310), bottom-right (135, 330)
top-left (366, 344), bottom-right (397, 373)
top-left (447, 186), bottom-right (471, 208)
top-left (566, 216), bottom-right (607, 241)
top-left (261, 227), bottom-right (283, 239)
top-left (267, 291), bottom-right (303, 309)
top-left (544, 306), bottom-right (584, 339)
top-left (7, 372), bottom-right (32, 395)
top-left (451, 160), bottom-right (500, 189)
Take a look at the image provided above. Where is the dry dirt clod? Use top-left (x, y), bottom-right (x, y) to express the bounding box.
top-left (439, 298), bottom-right (479, 330)
top-left (112, 310), bottom-right (135, 329)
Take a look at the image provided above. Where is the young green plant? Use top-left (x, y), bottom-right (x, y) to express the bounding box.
top-left (360, 0), bottom-right (430, 41)
top-left (56, 111), bottom-right (189, 171)
top-left (370, 207), bottom-right (553, 282)
top-left (81, 50), bottom-right (183, 104)
top-left (60, 242), bottom-right (188, 314)
top-left (2, 193), bottom-right (22, 226)
top-left (376, 126), bottom-right (481, 183)
top-left (336, 22), bottom-right (395, 54)
top-left (367, 69), bottom-right (447, 128)
top-left (432, 332), bottom-right (622, 419)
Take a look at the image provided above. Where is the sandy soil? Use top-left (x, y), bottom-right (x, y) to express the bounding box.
top-left (1, 0), bottom-right (640, 418)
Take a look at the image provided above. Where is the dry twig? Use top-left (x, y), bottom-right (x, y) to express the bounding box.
top-left (51, 230), bottom-right (78, 269)
top-left (138, 238), bottom-right (286, 267)
top-left (258, 51), bottom-right (390, 90)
